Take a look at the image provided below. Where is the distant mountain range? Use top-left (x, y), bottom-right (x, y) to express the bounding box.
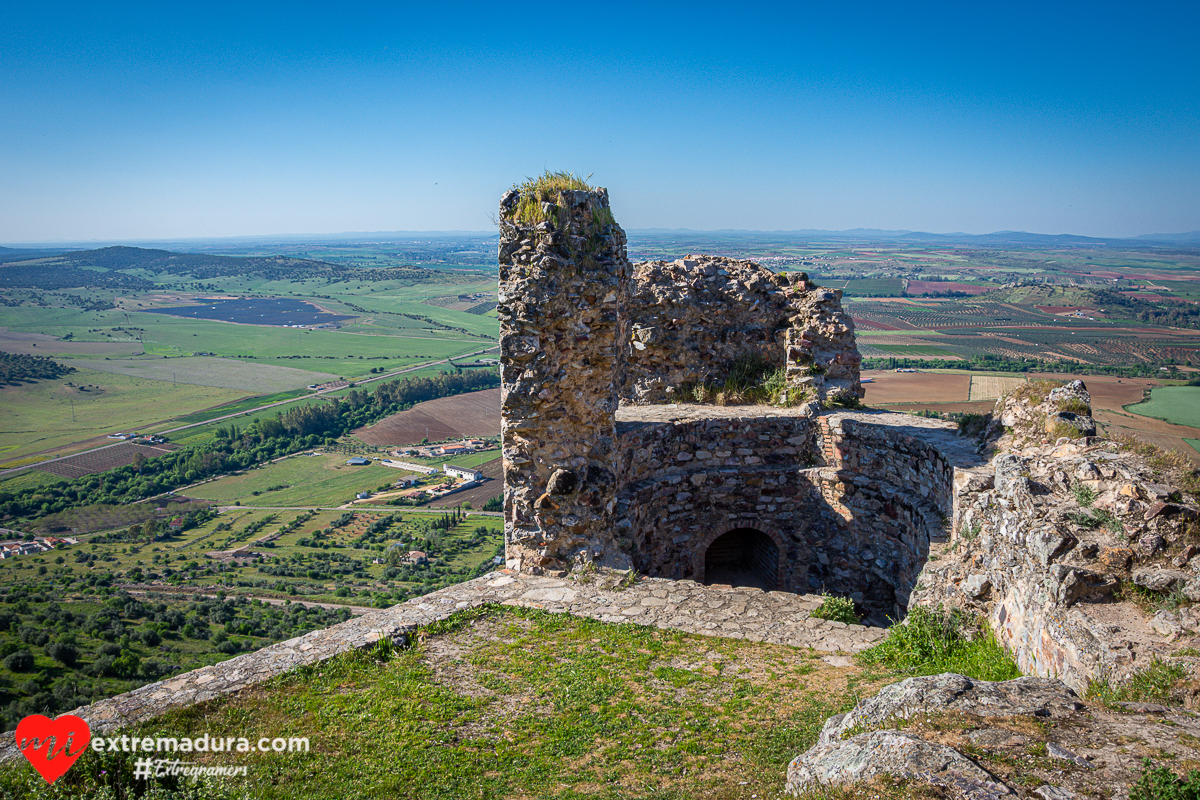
top-left (628, 229), bottom-right (1200, 246)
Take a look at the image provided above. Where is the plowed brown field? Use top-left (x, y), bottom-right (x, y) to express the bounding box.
top-left (355, 388), bottom-right (501, 446)
top-left (860, 371), bottom-right (970, 404)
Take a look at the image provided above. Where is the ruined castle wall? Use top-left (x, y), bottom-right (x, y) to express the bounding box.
top-left (497, 187), bottom-right (631, 572)
top-left (623, 257), bottom-right (862, 405)
top-left (606, 407), bottom-right (964, 616)
top-left (817, 414), bottom-right (975, 526)
top-left (623, 257), bottom-right (796, 404)
top-left (614, 406), bottom-right (818, 486)
top-left (807, 468), bottom-right (943, 614)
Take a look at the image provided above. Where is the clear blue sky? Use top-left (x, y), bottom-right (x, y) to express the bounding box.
top-left (2, 1), bottom-right (1197, 242)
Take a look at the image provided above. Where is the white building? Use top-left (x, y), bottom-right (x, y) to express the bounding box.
top-left (444, 465), bottom-right (483, 481)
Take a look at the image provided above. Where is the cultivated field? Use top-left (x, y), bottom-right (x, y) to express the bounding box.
top-left (185, 453), bottom-right (414, 508)
top-left (0, 367), bottom-right (249, 462)
top-left (71, 356), bottom-right (338, 392)
top-left (859, 371), bottom-right (970, 404)
top-left (1125, 386), bottom-right (1200, 429)
top-left (35, 442), bottom-right (177, 479)
top-left (862, 369), bottom-right (1200, 463)
top-left (355, 387), bottom-right (502, 446)
top-left (0, 330), bottom-right (142, 357)
top-left (968, 375), bottom-right (1028, 401)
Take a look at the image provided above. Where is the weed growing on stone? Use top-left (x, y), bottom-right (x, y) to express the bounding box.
top-left (1087, 657), bottom-right (1193, 707)
top-left (957, 412), bottom-right (990, 438)
top-left (1072, 483), bottom-right (1097, 507)
top-left (1008, 380), bottom-right (1061, 406)
top-left (1066, 507), bottom-right (1118, 530)
top-left (676, 354), bottom-right (801, 407)
top-left (509, 170), bottom-right (597, 225)
top-left (812, 594), bottom-right (860, 625)
top-left (1056, 397), bottom-right (1092, 416)
top-left (855, 606), bottom-right (1021, 682)
top-left (1049, 420), bottom-right (1088, 440)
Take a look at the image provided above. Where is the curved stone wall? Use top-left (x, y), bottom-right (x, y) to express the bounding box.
top-left (608, 407), bottom-right (980, 620)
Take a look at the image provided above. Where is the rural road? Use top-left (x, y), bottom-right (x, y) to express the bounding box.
top-left (0, 344), bottom-right (499, 479)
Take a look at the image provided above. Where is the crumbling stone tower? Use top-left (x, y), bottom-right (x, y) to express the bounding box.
top-left (497, 184), bottom-right (632, 572)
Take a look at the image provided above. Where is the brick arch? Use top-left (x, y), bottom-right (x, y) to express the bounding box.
top-left (692, 519), bottom-right (787, 589)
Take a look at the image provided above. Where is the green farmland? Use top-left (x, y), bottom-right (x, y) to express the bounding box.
top-left (1125, 386), bottom-right (1200, 428)
top-left (185, 453), bottom-right (413, 508)
top-left (0, 367), bottom-right (251, 462)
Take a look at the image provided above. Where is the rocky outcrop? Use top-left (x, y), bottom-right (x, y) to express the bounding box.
top-left (816, 673), bottom-right (1085, 745)
top-left (788, 672), bottom-right (1200, 800)
top-left (914, 381), bottom-right (1200, 692)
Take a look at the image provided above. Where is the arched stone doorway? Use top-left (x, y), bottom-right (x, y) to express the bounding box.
top-left (701, 527), bottom-right (780, 591)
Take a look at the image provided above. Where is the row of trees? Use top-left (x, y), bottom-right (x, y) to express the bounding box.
top-left (862, 355), bottom-right (1190, 377)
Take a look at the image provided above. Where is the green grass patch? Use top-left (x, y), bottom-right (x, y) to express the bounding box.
top-left (855, 606), bottom-right (1021, 681)
top-left (0, 605), bottom-right (873, 799)
top-left (0, 367), bottom-right (251, 461)
top-left (1126, 386), bottom-right (1200, 429)
top-left (186, 453), bottom-right (412, 508)
top-left (1087, 657), bottom-right (1194, 707)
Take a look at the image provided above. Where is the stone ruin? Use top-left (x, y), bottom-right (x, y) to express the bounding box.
top-left (497, 183), bottom-right (963, 622)
top-left (498, 183), bottom-right (1200, 691)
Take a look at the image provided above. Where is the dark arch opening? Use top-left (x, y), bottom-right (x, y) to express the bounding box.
top-left (703, 528), bottom-right (778, 591)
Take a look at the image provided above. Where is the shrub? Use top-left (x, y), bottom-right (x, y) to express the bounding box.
top-left (957, 413), bottom-right (989, 437)
top-left (811, 594), bottom-right (859, 625)
top-left (3, 650), bottom-right (34, 672)
top-left (1072, 483), bottom-right (1097, 507)
top-left (1130, 759), bottom-right (1200, 800)
top-left (856, 606), bottom-right (1020, 681)
top-left (45, 642), bottom-right (78, 667)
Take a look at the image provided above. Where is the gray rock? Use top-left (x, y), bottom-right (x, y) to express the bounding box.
top-left (1138, 534), bottom-right (1166, 558)
top-left (819, 674), bottom-right (1084, 745)
top-left (1149, 610), bottom-right (1183, 639)
top-left (1134, 569), bottom-right (1188, 592)
top-left (1035, 785), bottom-right (1079, 800)
top-left (1046, 741), bottom-right (1093, 768)
top-left (1184, 577), bottom-right (1200, 603)
top-left (786, 730), bottom-right (1007, 796)
top-left (1030, 528), bottom-right (1077, 567)
top-left (963, 574), bottom-right (992, 599)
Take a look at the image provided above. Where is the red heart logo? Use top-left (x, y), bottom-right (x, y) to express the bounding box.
top-left (15, 714), bottom-right (91, 784)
